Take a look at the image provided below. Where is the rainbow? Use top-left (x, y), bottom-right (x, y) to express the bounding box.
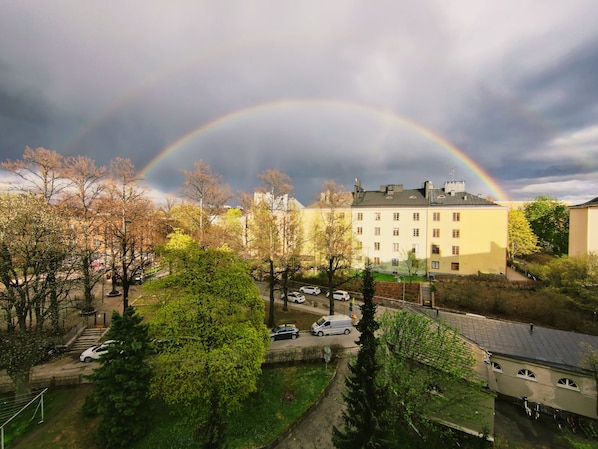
top-left (140, 98), bottom-right (509, 200)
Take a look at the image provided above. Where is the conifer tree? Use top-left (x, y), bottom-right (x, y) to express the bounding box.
top-left (333, 263), bottom-right (392, 448)
top-left (84, 307), bottom-right (152, 448)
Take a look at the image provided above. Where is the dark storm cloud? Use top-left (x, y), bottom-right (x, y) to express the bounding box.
top-left (1, 0), bottom-right (598, 204)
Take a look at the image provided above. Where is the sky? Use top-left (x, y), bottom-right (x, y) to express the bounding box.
top-left (1, 1), bottom-right (598, 206)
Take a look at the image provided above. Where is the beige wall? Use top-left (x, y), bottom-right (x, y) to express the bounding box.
top-left (489, 356), bottom-right (597, 419)
top-left (569, 207), bottom-right (598, 256)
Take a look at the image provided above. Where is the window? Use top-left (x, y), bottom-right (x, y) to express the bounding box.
top-left (412, 244), bottom-right (419, 253)
top-left (452, 229), bottom-right (460, 238)
top-left (373, 257), bottom-right (380, 265)
top-left (355, 241), bottom-right (363, 250)
top-left (431, 244), bottom-right (440, 255)
top-left (453, 212), bottom-right (460, 222)
top-left (413, 212), bottom-right (420, 221)
top-left (374, 242), bottom-right (380, 250)
top-left (393, 212), bottom-right (400, 221)
top-left (451, 262), bottom-right (459, 271)
top-left (392, 242), bottom-right (399, 252)
top-left (491, 362), bottom-right (502, 372)
top-left (375, 212), bottom-right (381, 221)
top-left (517, 369), bottom-right (536, 380)
top-left (392, 258), bottom-right (399, 267)
top-left (433, 212), bottom-right (440, 221)
top-left (356, 255), bottom-right (363, 263)
top-left (356, 227), bottom-right (363, 235)
top-left (413, 228), bottom-right (419, 237)
top-left (374, 227), bottom-right (380, 236)
top-left (431, 261), bottom-right (440, 269)
top-left (432, 228), bottom-right (440, 238)
top-left (357, 212), bottom-right (363, 221)
top-left (557, 378), bottom-right (579, 390)
top-left (452, 246), bottom-right (460, 255)
top-left (393, 227), bottom-right (399, 236)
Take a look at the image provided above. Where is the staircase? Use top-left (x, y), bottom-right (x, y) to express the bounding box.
top-left (69, 327), bottom-right (109, 353)
top-left (420, 283), bottom-right (433, 307)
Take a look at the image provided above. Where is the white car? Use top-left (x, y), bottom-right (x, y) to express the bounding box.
top-left (326, 290), bottom-right (351, 301)
top-left (79, 340), bottom-right (117, 363)
top-left (282, 291), bottom-right (306, 303)
top-left (299, 285), bottom-right (321, 295)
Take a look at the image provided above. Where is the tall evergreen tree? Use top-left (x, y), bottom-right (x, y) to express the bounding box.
top-left (84, 307), bottom-right (153, 449)
top-left (333, 264), bottom-right (392, 448)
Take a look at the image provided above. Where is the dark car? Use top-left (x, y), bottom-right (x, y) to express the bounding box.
top-left (270, 324), bottom-right (300, 342)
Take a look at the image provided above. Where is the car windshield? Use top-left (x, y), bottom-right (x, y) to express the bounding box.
top-left (272, 326), bottom-right (283, 333)
top-left (316, 318), bottom-right (326, 326)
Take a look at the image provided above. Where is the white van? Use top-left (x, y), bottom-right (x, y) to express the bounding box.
top-left (311, 314), bottom-right (352, 337)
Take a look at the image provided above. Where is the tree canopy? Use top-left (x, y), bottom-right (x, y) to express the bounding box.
top-left (148, 248), bottom-right (269, 446)
top-left (524, 196), bottom-right (569, 256)
top-left (508, 208), bottom-right (539, 260)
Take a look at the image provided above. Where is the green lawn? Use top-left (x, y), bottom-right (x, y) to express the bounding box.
top-left (133, 363), bottom-right (334, 449)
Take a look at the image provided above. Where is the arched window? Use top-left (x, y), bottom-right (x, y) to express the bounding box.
top-left (517, 369), bottom-right (536, 380)
top-left (557, 378), bottom-right (578, 390)
top-left (491, 362), bottom-right (502, 372)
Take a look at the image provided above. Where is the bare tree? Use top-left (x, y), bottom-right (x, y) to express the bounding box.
top-left (0, 193), bottom-right (75, 394)
top-left (180, 160), bottom-right (232, 247)
top-left (62, 156), bottom-right (107, 312)
top-left (1, 146), bottom-right (67, 203)
top-left (100, 158), bottom-right (152, 311)
top-left (312, 180), bottom-right (354, 315)
top-left (251, 169), bottom-right (294, 327)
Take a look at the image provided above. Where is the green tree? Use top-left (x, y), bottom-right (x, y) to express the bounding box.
top-left (508, 208), bottom-right (538, 261)
top-left (333, 264), bottom-right (392, 448)
top-left (403, 249), bottom-right (424, 276)
top-left (539, 253), bottom-right (598, 300)
top-left (149, 248), bottom-right (269, 447)
top-left (524, 196), bottom-right (569, 255)
top-left (378, 310), bottom-right (491, 443)
top-left (83, 307), bottom-right (152, 449)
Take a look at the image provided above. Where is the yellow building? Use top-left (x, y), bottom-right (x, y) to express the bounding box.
top-left (351, 180), bottom-right (508, 276)
top-left (569, 196), bottom-right (598, 257)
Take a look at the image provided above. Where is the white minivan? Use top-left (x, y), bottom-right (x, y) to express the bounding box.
top-left (311, 314), bottom-right (352, 337)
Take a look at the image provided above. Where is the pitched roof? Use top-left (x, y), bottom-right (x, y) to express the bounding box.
top-left (570, 196), bottom-right (598, 208)
top-left (411, 306), bottom-right (598, 374)
top-left (352, 181), bottom-right (500, 208)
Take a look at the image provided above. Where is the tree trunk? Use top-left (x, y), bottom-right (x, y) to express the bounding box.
top-left (328, 257), bottom-right (335, 315)
top-left (268, 260), bottom-right (275, 328)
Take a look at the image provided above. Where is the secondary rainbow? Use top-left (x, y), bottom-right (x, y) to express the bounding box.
top-left (140, 98), bottom-right (509, 201)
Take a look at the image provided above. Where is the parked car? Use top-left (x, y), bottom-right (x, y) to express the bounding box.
top-left (270, 324), bottom-right (300, 342)
top-left (281, 291), bottom-right (306, 303)
top-left (79, 340), bottom-right (117, 362)
top-left (326, 290), bottom-right (351, 301)
top-left (299, 285), bottom-right (321, 295)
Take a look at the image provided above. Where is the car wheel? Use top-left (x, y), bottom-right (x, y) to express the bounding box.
top-left (270, 336), bottom-right (275, 342)
top-left (292, 334), bottom-right (297, 340)
top-left (318, 331), bottom-right (324, 337)
top-left (84, 356), bottom-right (92, 363)
top-left (344, 329), bottom-right (350, 335)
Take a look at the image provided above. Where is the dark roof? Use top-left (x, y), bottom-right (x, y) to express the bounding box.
top-left (352, 183), bottom-right (500, 208)
top-left (412, 306), bottom-right (598, 374)
top-left (570, 196), bottom-right (598, 208)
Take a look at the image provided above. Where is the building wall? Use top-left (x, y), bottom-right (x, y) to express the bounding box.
top-left (427, 207), bottom-right (508, 276)
top-left (352, 205), bottom-right (507, 276)
top-left (569, 207), bottom-right (598, 256)
top-left (489, 356), bottom-right (597, 420)
top-left (352, 206), bottom-right (425, 272)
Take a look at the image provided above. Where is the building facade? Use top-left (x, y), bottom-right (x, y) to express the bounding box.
top-left (569, 196), bottom-right (598, 257)
top-left (351, 179), bottom-right (508, 276)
